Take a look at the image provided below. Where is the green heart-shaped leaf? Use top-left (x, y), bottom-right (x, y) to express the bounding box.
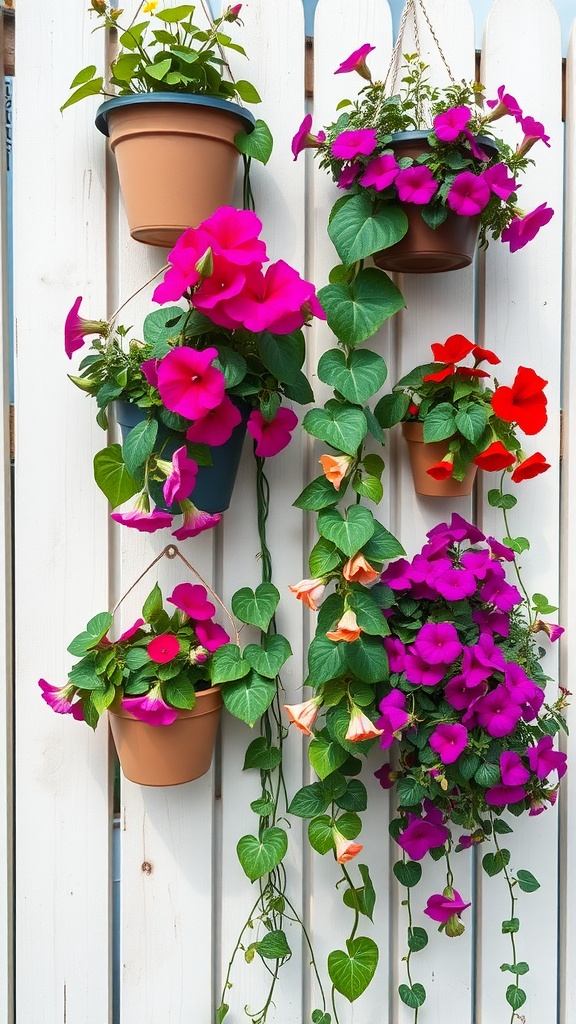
top-left (308, 732), bottom-right (349, 780)
top-left (317, 506), bottom-right (375, 557)
top-left (257, 929), bottom-right (291, 960)
top-left (328, 936), bottom-right (379, 1001)
top-left (222, 670), bottom-right (276, 727)
top-left (232, 584), bottom-right (280, 630)
top-left (303, 404), bottom-right (367, 456)
top-left (319, 267), bottom-right (405, 348)
top-left (93, 444), bottom-right (141, 509)
top-left (306, 634), bottom-right (348, 685)
top-left (211, 643), bottom-right (250, 684)
top-left (237, 827), bottom-right (288, 881)
top-left (243, 635), bottom-right (292, 679)
top-left (67, 612), bottom-right (113, 657)
top-left (328, 193), bottom-right (408, 263)
top-left (318, 348), bottom-right (388, 405)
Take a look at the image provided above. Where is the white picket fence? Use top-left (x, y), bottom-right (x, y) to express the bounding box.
top-left (11, 0), bottom-right (575, 1021)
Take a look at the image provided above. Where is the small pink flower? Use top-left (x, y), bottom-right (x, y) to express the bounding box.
top-left (485, 784), bottom-right (527, 806)
top-left (483, 163), bottom-right (517, 201)
top-left (201, 206), bottom-right (268, 266)
top-left (172, 501), bottom-right (221, 540)
top-left (532, 618), bottom-right (564, 643)
top-left (345, 706), bottom-right (383, 742)
top-left (486, 85), bottom-right (523, 122)
top-left (501, 203), bottom-right (554, 252)
top-left (338, 162), bottom-right (362, 189)
top-left (395, 165), bottom-right (438, 205)
top-left (284, 697), bottom-right (321, 736)
top-left (334, 43), bottom-right (375, 81)
top-left (517, 115), bottom-right (550, 157)
top-left (433, 105), bottom-right (471, 142)
top-left (526, 735), bottom-right (567, 779)
top-left (332, 129), bottom-right (377, 161)
top-left (39, 678), bottom-right (76, 715)
top-left (333, 829), bottom-right (363, 863)
top-left (412, 621), bottom-right (462, 665)
top-left (163, 446), bottom-right (198, 506)
top-left (429, 723), bottom-right (469, 764)
top-left (404, 653), bottom-right (446, 687)
top-left (185, 395), bottom-right (243, 447)
top-left (447, 172), bottom-right (491, 216)
top-left (157, 347), bottom-right (226, 421)
top-left (64, 296), bottom-right (109, 359)
top-left (376, 690), bottom-right (410, 748)
top-left (110, 508), bottom-right (174, 533)
top-left (360, 153), bottom-right (400, 191)
top-left (152, 226), bottom-right (213, 303)
top-left (213, 260), bottom-right (324, 335)
top-left (500, 750), bottom-right (529, 786)
top-left (141, 358), bottom-right (159, 387)
top-left (122, 686), bottom-right (179, 727)
top-left (168, 583), bottom-right (216, 621)
top-left (148, 634), bottom-right (180, 663)
top-left (424, 889), bottom-right (471, 924)
top-left (397, 809), bottom-right (450, 861)
top-left (291, 114), bottom-right (326, 160)
top-left (192, 256), bottom-right (246, 314)
top-left (195, 619), bottom-right (230, 652)
top-left (247, 407), bottom-right (298, 457)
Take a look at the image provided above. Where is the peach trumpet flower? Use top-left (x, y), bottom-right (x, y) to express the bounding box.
top-left (345, 706), bottom-right (384, 742)
top-left (342, 552), bottom-right (379, 585)
top-left (326, 609), bottom-right (362, 643)
top-left (284, 697), bottom-right (322, 736)
top-left (288, 577), bottom-right (326, 611)
top-left (319, 453), bottom-right (352, 490)
top-left (333, 828), bottom-right (363, 864)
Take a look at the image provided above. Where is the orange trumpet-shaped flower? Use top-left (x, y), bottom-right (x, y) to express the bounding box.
top-left (342, 552), bottom-right (379, 585)
top-left (334, 829), bottom-right (363, 864)
top-left (288, 577), bottom-right (326, 611)
top-left (326, 609), bottom-right (362, 643)
top-left (284, 697), bottom-right (321, 736)
top-left (319, 453), bottom-right (352, 490)
top-left (345, 706), bottom-right (384, 742)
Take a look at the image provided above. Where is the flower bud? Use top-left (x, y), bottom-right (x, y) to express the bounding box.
top-left (195, 246), bottom-right (214, 279)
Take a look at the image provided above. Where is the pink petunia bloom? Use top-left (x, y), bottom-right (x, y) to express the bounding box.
top-left (284, 697), bottom-right (322, 736)
top-left (64, 296), bottom-right (109, 359)
top-left (186, 395), bottom-right (243, 447)
top-left (110, 507), bottom-right (174, 533)
top-left (461, 548), bottom-right (493, 580)
top-left (117, 618), bottom-right (145, 643)
top-left (472, 607), bottom-right (510, 637)
top-left (412, 621), bottom-right (462, 665)
top-left (360, 153), bottom-right (400, 191)
top-left (404, 652), bottom-right (446, 687)
top-left (501, 203), bottom-right (554, 252)
top-left (337, 162), bottom-right (362, 189)
top-left (247, 407), bottom-right (298, 457)
top-left (157, 347), bottom-right (226, 421)
top-left (384, 636), bottom-right (407, 673)
top-left (444, 676), bottom-right (487, 711)
top-left (192, 255), bottom-right (247, 316)
top-left (485, 784), bottom-right (527, 806)
top-left (486, 85), bottom-right (523, 122)
top-left (38, 678), bottom-right (76, 716)
top-left (122, 685), bottom-right (178, 727)
top-left (409, 555), bottom-right (451, 588)
top-left (152, 226), bottom-right (213, 303)
top-left (480, 576), bottom-right (522, 612)
top-left (429, 723), bottom-right (468, 764)
top-left (427, 513), bottom-right (484, 546)
top-left (486, 536), bottom-right (516, 562)
top-left (376, 690), bottom-right (410, 748)
top-left (483, 163), bottom-right (517, 201)
top-left (532, 618), bottom-right (565, 643)
top-left (200, 206), bottom-right (268, 266)
top-left (163, 447), bottom-right (199, 506)
top-left (433, 105), bottom-right (471, 142)
top-left (168, 583), bottom-right (216, 621)
top-left (435, 567), bottom-right (478, 601)
top-left (424, 889), bottom-right (471, 923)
top-left (397, 811), bottom-right (450, 861)
top-left (148, 634), bottom-right (180, 663)
top-left (526, 735), bottom-right (567, 779)
top-left (500, 750), bottom-right (530, 786)
top-left (195, 619), bottom-right (230, 652)
top-left (345, 706), bottom-right (383, 742)
top-left (211, 260), bottom-right (325, 335)
top-left (292, 114), bottom-right (326, 160)
top-left (332, 129), bottom-right (378, 160)
top-left (141, 358), bottom-right (159, 387)
top-left (475, 685), bottom-right (523, 737)
top-left (517, 116), bottom-right (550, 157)
top-left (447, 172), bottom-right (491, 216)
top-left (334, 43), bottom-right (375, 81)
top-left (381, 558), bottom-right (412, 590)
top-left (395, 165), bottom-right (438, 204)
top-left (464, 633), bottom-right (506, 676)
top-left (172, 501), bottom-right (221, 541)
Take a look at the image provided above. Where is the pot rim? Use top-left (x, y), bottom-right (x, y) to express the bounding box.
top-left (109, 684), bottom-right (223, 722)
top-left (95, 92), bottom-right (255, 138)
top-left (390, 128), bottom-right (499, 153)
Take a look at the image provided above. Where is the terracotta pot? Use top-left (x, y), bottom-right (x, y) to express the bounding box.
top-left (402, 421), bottom-right (477, 497)
top-left (372, 131), bottom-right (497, 274)
top-left (115, 399), bottom-right (250, 514)
top-left (95, 94), bottom-right (255, 247)
top-left (109, 686), bottom-right (223, 786)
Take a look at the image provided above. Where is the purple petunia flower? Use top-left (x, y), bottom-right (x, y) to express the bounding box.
top-left (397, 807), bottom-right (450, 861)
top-left (404, 652), bottom-right (446, 687)
top-left (483, 163), bottom-right (517, 201)
top-left (433, 105), bottom-right (471, 142)
top-left (395, 165), bottom-right (438, 204)
top-left (332, 129), bottom-right (377, 161)
top-left (360, 153), bottom-right (400, 191)
top-left (429, 723), bottom-right (468, 764)
top-left (480, 576), bottom-right (522, 611)
top-left (447, 172), bottom-right (491, 216)
top-left (500, 750), bottom-right (530, 786)
top-left (435, 567), bottom-right (478, 601)
top-left (383, 636), bottom-right (407, 673)
top-left (381, 558), bottom-right (413, 591)
top-left (424, 889), bottom-right (471, 923)
top-left (485, 784), bottom-right (527, 806)
top-left (376, 690), bottom-right (410, 748)
top-left (501, 203), bottom-right (554, 253)
top-left (338, 162), bottom-right (362, 189)
top-left (444, 676), bottom-right (487, 711)
top-left (475, 685), bottom-right (523, 737)
top-left (412, 621), bottom-right (462, 665)
top-left (526, 735), bottom-right (567, 779)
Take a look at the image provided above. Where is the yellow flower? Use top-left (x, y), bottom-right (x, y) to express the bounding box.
top-left (143, 1), bottom-right (158, 12)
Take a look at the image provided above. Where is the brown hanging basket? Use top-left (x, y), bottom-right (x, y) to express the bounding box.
top-left (95, 94), bottom-right (255, 248)
top-left (402, 421), bottom-right (477, 497)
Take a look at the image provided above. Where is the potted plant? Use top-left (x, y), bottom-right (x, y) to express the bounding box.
top-left (66, 205), bottom-right (323, 535)
top-left (374, 333), bottom-right (550, 496)
top-left (293, 50), bottom-right (553, 273)
top-left (39, 550), bottom-right (292, 786)
top-left (62, 2), bottom-right (273, 246)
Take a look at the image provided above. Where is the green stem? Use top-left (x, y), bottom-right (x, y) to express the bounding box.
top-left (330, 985), bottom-right (342, 1024)
top-left (340, 863), bottom-right (361, 942)
top-left (403, 853), bottom-right (419, 1024)
top-left (490, 813), bottom-right (520, 1024)
top-left (498, 471), bottom-right (533, 619)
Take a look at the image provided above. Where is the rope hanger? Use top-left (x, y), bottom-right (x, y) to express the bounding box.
top-left (383, 0), bottom-right (457, 96)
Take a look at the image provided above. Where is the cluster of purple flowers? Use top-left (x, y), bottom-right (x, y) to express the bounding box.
top-left (374, 513), bottom-right (566, 857)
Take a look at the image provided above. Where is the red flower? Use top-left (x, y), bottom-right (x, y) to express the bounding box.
top-left (491, 366), bottom-right (548, 435)
top-left (455, 367), bottom-right (490, 379)
top-left (473, 441), bottom-right (516, 471)
top-left (427, 458), bottom-right (454, 480)
top-left (511, 452), bottom-right (550, 482)
top-left (148, 635), bottom-right (181, 664)
top-left (431, 334), bottom-right (475, 364)
top-left (472, 344), bottom-right (500, 365)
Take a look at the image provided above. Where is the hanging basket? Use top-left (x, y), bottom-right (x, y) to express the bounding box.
top-left (95, 94), bottom-right (255, 248)
top-left (402, 422), bottom-right (477, 497)
top-left (372, 132), bottom-right (497, 274)
top-left (115, 399), bottom-right (250, 514)
top-left (109, 686), bottom-right (223, 786)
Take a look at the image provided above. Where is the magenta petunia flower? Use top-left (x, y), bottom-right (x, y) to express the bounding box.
top-left (472, 608), bottom-right (510, 637)
top-left (117, 618), bottom-right (145, 643)
top-left (172, 501), bottom-right (221, 541)
top-left (291, 114), bottom-right (326, 160)
top-left (412, 621), bottom-right (462, 665)
top-left (408, 555), bottom-right (451, 588)
top-left (360, 153), bottom-right (400, 191)
top-left (526, 735), bottom-right (567, 779)
top-left (384, 636), bottom-right (407, 673)
top-left (376, 690), bottom-right (410, 749)
top-left (247, 407), bottom-right (298, 457)
top-left (486, 536), bottom-right (516, 562)
top-left (195, 619), bottom-right (230, 652)
top-left (334, 43), bottom-right (375, 81)
top-left (447, 171), bottom-right (491, 216)
top-left (64, 296), bottom-right (109, 359)
top-left (200, 206), bottom-right (268, 266)
top-left (167, 582), bottom-right (215, 621)
top-left (374, 762), bottom-right (396, 789)
top-left (433, 105), bottom-right (471, 142)
top-left (444, 676), bottom-right (487, 711)
top-left (185, 395), bottom-right (243, 447)
top-left (429, 723), bottom-right (468, 764)
top-left (38, 678), bottom-right (76, 716)
top-left (395, 165), bottom-right (438, 204)
top-left (192, 255), bottom-right (246, 316)
top-left (397, 811), bottom-right (450, 861)
top-left (475, 685), bottom-right (523, 737)
top-left (486, 85), bottom-right (523, 121)
top-left (110, 508), bottom-right (174, 533)
top-left (331, 129), bottom-right (378, 160)
top-left (466, 633), bottom-right (506, 675)
top-left (427, 514), bottom-right (485, 546)
top-left (148, 634), bottom-right (180, 663)
top-left (141, 358), bottom-right (159, 387)
top-left (483, 163), bottom-right (517, 201)
top-left (163, 446), bottom-right (199, 506)
top-left (381, 558), bottom-right (412, 590)
top-left (485, 784), bottom-right (527, 806)
top-left (152, 226), bottom-right (213, 304)
top-left (500, 750), bottom-right (530, 786)
top-left (122, 685), bottom-right (179, 727)
top-left (212, 260), bottom-right (325, 335)
top-left (338, 162), bottom-right (362, 189)
top-left (517, 116), bottom-right (550, 156)
top-left (501, 203), bottom-right (554, 252)
top-left (157, 347), bottom-right (226, 421)
top-left (480, 576), bottom-right (522, 611)
top-left (461, 548), bottom-right (492, 580)
top-left (424, 889), bottom-right (471, 923)
top-left (404, 652), bottom-right (446, 687)
top-left (435, 567), bottom-right (478, 601)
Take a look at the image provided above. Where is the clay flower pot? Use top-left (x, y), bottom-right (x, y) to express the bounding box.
top-left (402, 421), bottom-right (477, 497)
top-left (372, 131), bottom-right (497, 274)
top-left (95, 94), bottom-right (255, 247)
top-left (109, 686), bottom-right (223, 786)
